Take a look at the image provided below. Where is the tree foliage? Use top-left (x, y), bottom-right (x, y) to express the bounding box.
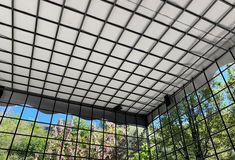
top-left (0, 64), bottom-right (234, 160)
top-left (0, 114), bottom-right (148, 159)
top-left (149, 63), bottom-right (235, 160)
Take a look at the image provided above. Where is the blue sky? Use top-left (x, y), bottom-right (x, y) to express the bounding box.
top-left (0, 105), bottom-right (101, 127)
top-left (0, 105), bottom-right (70, 124)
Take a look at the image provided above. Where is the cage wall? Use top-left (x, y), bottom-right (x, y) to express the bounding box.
top-left (0, 90), bottom-right (149, 160)
top-left (147, 50), bottom-right (235, 159)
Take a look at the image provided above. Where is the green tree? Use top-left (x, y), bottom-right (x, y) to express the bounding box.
top-left (149, 63), bottom-right (235, 160)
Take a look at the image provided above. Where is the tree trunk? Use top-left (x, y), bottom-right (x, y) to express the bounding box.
top-left (190, 108), bottom-right (204, 160)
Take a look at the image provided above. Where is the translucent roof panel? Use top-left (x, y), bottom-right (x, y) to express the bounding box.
top-left (0, 0), bottom-right (234, 115)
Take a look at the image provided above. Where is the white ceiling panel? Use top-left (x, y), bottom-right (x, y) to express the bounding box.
top-left (15, 13), bottom-right (35, 32)
top-left (136, 37), bottom-right (155, 51)
top-left (94, 39), bottom-right (114, 53)
top-left (65, 0), bottom-right (88, 13)
top-left (61, 9), bottom-right (83, 28)
top-left (39, 1), bottom-right (61, 21)
top-left (0, 51), bottom-right (11, 63)
top-left (0, 38), bottom-right (11, 52)
top-left (0, 0), bottom-right (234, 115)
top-left (15, 29), bottom-right (34, 43)
top-left (127, 14), bottom-right (150, 33)
top-left (0, 25), bottom-right (11, 37)
top-left (111, 45), bottom-right (130, 59)
top-left (51, 52), bottom-right (69, 66)
top-left (101, 24), bottom-right (122, 41)
top-left (137, 0), bottom-right (163, 17)
top-left (82, 17), bottom-right (104, 35)
top-left (204, 1), bottom-right (230, 23)
top-left (187, 0), bottom-right (214, 15)
top-left (120, 61), bottom-right (137, 72)
top-left (0, 7), bottom-right (11, 24)
top-left (37, 20), bottom-right (58, 37)
top-left (57, 26), bottom-right (77, 43)
top-left (88, 0), bottom-right (111, 20)
top-left (33, 48), bottom-right (51, 61)
top-left (119, 30), bottom-right (140, 47)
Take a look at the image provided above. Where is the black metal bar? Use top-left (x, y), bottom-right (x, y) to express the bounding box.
top-left (0, 20), bottom-right (201, 75)
top-left (55, 0), bottom-right (92, 100)
top-left (101, 109), bottom-right (105, 159)
top-left (40, 0), bottom-right (66, 97)
top-left (0, 90), bottom-right (14, 125)
top-left (0, 48), bottom-right (166, 100)
top-left (71, 0), bottom-right (118, 106)
top-left (214, 61), bottom-right (235, 152)
top-left (158, 107), bottom-right (168, 159)
top-left (41, 96), bottom-right (57, 159)
top-left (23, 88), bottom-right (44, 160)
top-left (147, 44), bottom-right (235, 118)
top-left (0, 69), bottom-right (158, 111)
top-left (0, 34), bottom-right (178, 93)
top-left (144, 118), bottom-right (152, 160)
top-left (0, 2), bottom-right (219, 63)
top-left (163, 0), bottom-right (234, 34)
top-left (100, 0), bottom-right (169, 112)
top-left (191, 79), bottom-right (223, 159)
top-left (150, 113), bottom-right (159, 159)
top-left (42, 0), bottom-right (229, 60)
top-left (114, 112), bottom-right (117, 160)
top-left (121, 0), bottom-right (195, 113)
top-left (135, 116), bottom-right (140, 159)
top-left (133, 0), bottom-right (219, 114)
top-left (100, 0), bottom-right (232, 49)
top-left (140, 9), bottom-right (235, 115)
top-left (203, 71), bottom-right (235, 156)
top-left (183, 88), bottom-right (204, 159)
top-left (91, 0), bottom-right (162, 110)
top-left (58, 102), bottom-right (70, 159)
top-left (165, 104), bottom-right (178, 160)
top-left (73, 104), bottom-right (82, 159)
top-left (125, 113), bottom-right (129, 159)
top-left (2, 0), bottom-right (235, 116)
top-left (11, 0), bottom-right (14, 89)
top-left (72, 0), bottom-right (144, 111)
top-left (0, 86), bottom-right (149, 121)
top-left (26, 0), bottom-right (41, 93)
top-left (5, 94), bottom-right (30, 159)
top-left (173, 96), bottom-right (190, 159)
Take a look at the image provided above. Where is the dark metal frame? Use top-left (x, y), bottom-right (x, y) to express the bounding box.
top-left (0, 0), bottom-right (234, 115)
top-left (148, 49), bottom-right (235, 159)
top-left (0, 0), bottom-right (235, 159)
top-left (0, 92), bottom-right (149, 159)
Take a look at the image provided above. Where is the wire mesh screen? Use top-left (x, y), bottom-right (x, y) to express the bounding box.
top-left (148, 50), bottom-right (235, 159)
top-left (0, 0), bottom-right (235, 159)
top-left (0, 0), bottom-right (235, 115)
top-left (0, 94), bottom-right (149, 160)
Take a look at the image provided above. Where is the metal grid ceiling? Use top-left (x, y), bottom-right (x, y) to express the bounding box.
top-left (0, 0), bottom-right (235, 115)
